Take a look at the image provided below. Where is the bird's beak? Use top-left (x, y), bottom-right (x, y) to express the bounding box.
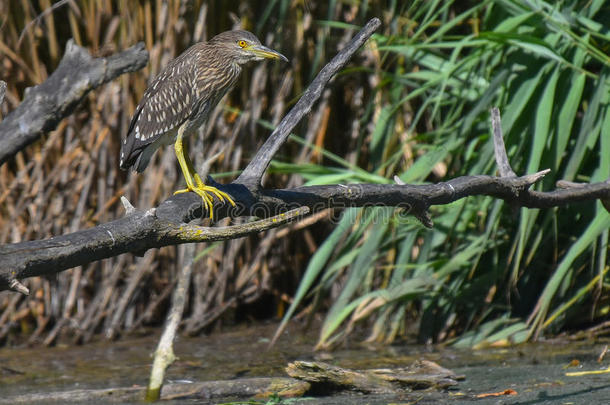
top-left (248, 44), bottom-right (288, 62)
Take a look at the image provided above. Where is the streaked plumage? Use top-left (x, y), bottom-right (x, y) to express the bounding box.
top-left (118, 29), bottom-right (286, 218)
top-left (120, 30), bottom-right (286, 172)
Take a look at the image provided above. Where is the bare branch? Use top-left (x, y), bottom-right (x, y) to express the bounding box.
top-left (17, 0), bottom-right (71, 47)
top-left (237, 18), bottom-right (382, 188)
top-left (0, 40), bottom-right (148, 164)
top-left (0, 205), bottom-right (308, 291)
top-left (3, 167), bottom-right (608, 292)
top-left (557, 180), bottom-right (610, 212)
top-left (491, 107), bottom-right (516, 178)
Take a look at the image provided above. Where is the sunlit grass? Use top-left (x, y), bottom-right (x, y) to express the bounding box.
top-left (275, 0), bottom-right (610, 348)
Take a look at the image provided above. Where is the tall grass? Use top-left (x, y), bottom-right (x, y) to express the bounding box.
top-left (277, 0), bottom-right (610, 348)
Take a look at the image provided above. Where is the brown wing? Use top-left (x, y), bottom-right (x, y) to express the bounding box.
top-left (119, 46), bottom-right (201, 171)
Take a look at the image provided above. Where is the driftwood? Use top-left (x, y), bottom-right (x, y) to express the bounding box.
top-left (0, 360), bottom-right (461, 404)
top-left (0, 377), bottom-right (305, 404)
top-left (1, 17), bottom-right (609, 295)
top-left (285, 360), bottom-right (463, 393)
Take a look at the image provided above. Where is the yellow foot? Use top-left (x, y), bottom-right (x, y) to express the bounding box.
top-left (174, 184), bottom-right (236, 219)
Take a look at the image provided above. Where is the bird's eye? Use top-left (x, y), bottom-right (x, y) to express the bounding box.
top-left (238, 40), bottom-right (247, 48)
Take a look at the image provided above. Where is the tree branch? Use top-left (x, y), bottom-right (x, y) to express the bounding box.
top-left (236, 17), bottom-right (382, 188)
top-left (0, 202), bottom-right (308, 292)
top-left (0, 40), bottom-right (149, 164)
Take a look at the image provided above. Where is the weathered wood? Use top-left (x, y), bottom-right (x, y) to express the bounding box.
top-left (0, 40), bottom-right (148, 164)
top-left (0, 360), bottom-right (463, 404)
top-left (285, 360), bottom-right (463, 393)
top-left (0, 377), bottom-right (306, 404)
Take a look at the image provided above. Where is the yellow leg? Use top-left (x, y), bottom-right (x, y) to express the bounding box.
top-left (173, 126), bottom-right (235, 219)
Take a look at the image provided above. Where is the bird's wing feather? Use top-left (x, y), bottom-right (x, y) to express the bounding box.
top-left (120, 48), bottom-right (201, 170)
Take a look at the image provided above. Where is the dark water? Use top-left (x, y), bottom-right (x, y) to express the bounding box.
top-left (1, 323), bottom-right (609, 404)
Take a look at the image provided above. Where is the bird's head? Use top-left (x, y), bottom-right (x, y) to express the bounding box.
top-left (209, 30), bottom-right (288, 65)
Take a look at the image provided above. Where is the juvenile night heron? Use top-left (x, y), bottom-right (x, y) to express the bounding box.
top-left (119, 30), bottom-right (287, 218)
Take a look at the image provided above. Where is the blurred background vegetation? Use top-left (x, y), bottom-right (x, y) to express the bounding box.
top-left (0, 0), bottom-right (608, 349)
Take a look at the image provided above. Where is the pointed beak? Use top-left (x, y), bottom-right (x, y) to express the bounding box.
top-left (248, 44), bottom-right (288, 62)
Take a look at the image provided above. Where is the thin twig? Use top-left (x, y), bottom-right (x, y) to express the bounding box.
top-left (491, 107), bottom-right (516, 178)
top-left (17, 0), bottom-right (72, 48)
top-left (146, 244), bottom-right (194, 401)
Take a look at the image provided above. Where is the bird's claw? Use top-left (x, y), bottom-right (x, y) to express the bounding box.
top-left (174, 184), bottom-right (236, 219)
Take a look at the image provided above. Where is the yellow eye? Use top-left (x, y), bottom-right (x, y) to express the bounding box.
top-left (238, 40), bottom-right (247, 48)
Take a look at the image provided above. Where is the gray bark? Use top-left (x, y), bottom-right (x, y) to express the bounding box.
top-left (0, 40), bottom-right (148, 164)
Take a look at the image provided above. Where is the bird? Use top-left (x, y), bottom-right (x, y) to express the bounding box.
top-left (119, 30), bottom-right (287, 218)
